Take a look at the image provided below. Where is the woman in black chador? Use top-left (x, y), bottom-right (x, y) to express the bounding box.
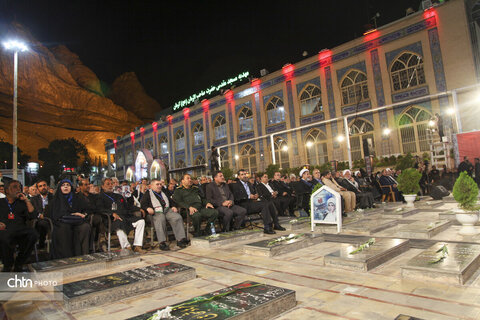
top-left (48, 179), bottom-right (91, 258)
top-left (209, 146), bottom-right (219, 173)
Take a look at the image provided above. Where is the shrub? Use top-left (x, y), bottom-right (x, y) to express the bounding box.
top-left (397, 168), bottom-right (421, 195)
top-left (221, 167), bottom-right (235, 181)
top-left (452, 171), bottom-right (479, 211)
top-left (266, 164), bottom-right (280, 179)
top-left (395, 153), bottom-right (415, 171)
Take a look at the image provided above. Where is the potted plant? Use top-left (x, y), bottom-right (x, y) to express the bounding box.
top-left (397, 168), bottom-right (421, 208)
top-left (452, 171), bottom-right (479, 235)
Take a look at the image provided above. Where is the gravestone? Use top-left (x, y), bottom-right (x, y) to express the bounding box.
top-left (395, 315), bottom-right (424, 320)
top-left (397, 220), bottom-right (452, 239)
top-left (324, 238), bottom-right (409, 271)
top-left (287, 217), bottom-right (311, 231)
top-left (438, 210), bottom-right (460, 224)
top-left (360, 207), bottom-right (384, 216)
top-left (127, 281), bottom-right (296, 320)
top-left (61, 262), bottom-right (196, 311)
top-left (413, 200), bottom-right (445, 212)
top-left (382, 207), bottom-right (419, 218)
top-left (401, 242), bottom-right (480, 285)
top-left (191, 229), bottom-right (264, 248)
top-left (30, 249), bottom-right (140, 277)
top-left (343, 219), bottom-right (398, 235)
top-left (243, 233), bottom-right (323, 257)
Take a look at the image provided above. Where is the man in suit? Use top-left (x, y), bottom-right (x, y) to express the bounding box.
top-left (30, 179), bottom-right (53, 249)
top-left (257, 174), bottom-right (291, 217)
top-left (141, 179), bottom-right (188, 250)
top-left (379, 169), bottom-right (403, 202)
top-left (311, 169), bottom-right (324, 186)
top-left (270, 171), bottom-right (296, 217)
top-left (230, 169), bottom-right (284, 234)
top-left (339, 170), bottom-right (374, 209)
top-left (206, 171), bottom-right (246, 232)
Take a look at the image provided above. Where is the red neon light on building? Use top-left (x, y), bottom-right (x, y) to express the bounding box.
top-left (423, 7), bottom-right (436, 19)
top-left (140, 127), bottom-right (145, 134)
top-left (318, 49), bottom-right (332, 67)
top-left (201, 99), bottom-right (210, 113)
top-left (152, 122), bottom-right (158, 132)
top-left (130, 132), bottom-right (135, 143)
top-left (166, 115), bottom-right (173, 124)
top-left (282, 63), bottom-right (294, 80)
top-left (251, 78), bottom-right (261, 92)
top-left (363, 29), bottom-right (380, 42)
top-left (224, 89), bottom-right (234, 103)
top-left (113, 139), bottom-right (117, 148)
top-left (183, 108), bottom-right (190, 119)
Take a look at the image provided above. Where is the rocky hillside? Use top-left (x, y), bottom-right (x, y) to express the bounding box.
top-left (0, 23), bottom-right (160, 159)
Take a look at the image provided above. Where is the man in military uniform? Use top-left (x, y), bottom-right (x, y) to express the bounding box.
top-left (173, 174), bottom-right (218, 237)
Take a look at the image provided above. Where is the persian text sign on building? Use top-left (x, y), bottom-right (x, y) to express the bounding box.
top-left (173, 71), bottom-right (249, 111)
top-left (311, 185), bottom-right (342, 233)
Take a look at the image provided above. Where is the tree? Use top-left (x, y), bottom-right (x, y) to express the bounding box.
top-left (38, 138), bottom-right (92, 182)
top-left (0, 141), bottom-right (30, 169)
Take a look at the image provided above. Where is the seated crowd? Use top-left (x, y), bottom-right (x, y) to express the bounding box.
top-left (0, 161), bottom-right (457, 272)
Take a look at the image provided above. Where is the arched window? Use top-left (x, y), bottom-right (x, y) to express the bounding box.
top-left (175, 130), bottom-right (185, 151)
top-left (238, 107), bottom-right (254, 133)
top-left (194, 155), bottom-right (206, 177)
top-left (265, 96), bottom-right (285, 125)
top-left (116, 154), bottom-right (124, 167)
top-left (192, 123), bottom-right (204, 146)
top-left (398, 106), bottom-right (432, 154)
top-left (304, 129), bottom-right (328, 165)
top-left (390, 52), bottom-right (426, 91)
top-left (220, 149), bottom-right (229, 169)
top-left (341, 70), bottom-right (369, 105)
top-left (349, 119), bottom-right (375, 161)
top-left (240, 144), bottom-right (257, 174)
top-left (145, 140), bottom-right (154, 156)
top-left (273, 137), bottom-right (289, 169)
top-left (159, 136), bottom-right (168, 155)
top-left (176, 159), bottom-right (185, 169)
top-left (299, 84), bottom-right (322, 116)
top-left (126, 151), bottom-right (133, 164)
top-left (213, 115), bottom-right (227, 140)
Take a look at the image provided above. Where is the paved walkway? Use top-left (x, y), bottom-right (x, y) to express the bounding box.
top-left (3, 199), bottom-right (480, 319)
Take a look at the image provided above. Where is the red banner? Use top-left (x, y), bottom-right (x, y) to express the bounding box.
top-left (457, 131), bottom-right (480, 160)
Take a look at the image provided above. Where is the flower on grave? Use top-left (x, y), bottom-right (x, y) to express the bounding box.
top-left (429, 244), bottom-right (448, 264)
top-left (395, 208), bottom-right (404, 212)
top-left (149, 306), bottom-right (172, 320)
top-left (349, 238), bottom-right (376, 255)
top-left (289, 219), bottom-right (298, 224)
top-left (356, 208), bottom-right (364, 212)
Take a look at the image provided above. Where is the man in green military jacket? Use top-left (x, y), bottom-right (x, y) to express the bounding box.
top-left (173, 174), bottom-right (218, 237)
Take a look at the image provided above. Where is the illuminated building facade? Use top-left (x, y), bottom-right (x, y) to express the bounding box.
top-left (105, 0), bottom-right (480, 181)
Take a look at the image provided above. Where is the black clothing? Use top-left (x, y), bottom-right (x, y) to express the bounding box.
top-left (0, 198), bottom-right (38, 270)
top-left (270, 180), bottom-right (296, 216)
top-left (339, 178), bottom-right (374, 209)
top-left (230, 180), bottom-right (279, 229)
top-left (31, 194), bottom-right (53, 249)
top-left (96, 191), bottom-right (143, 235)
top-left (47, 192), bottom-right (91, 258)
top-left (206, 182), bottom-right (246, 231)
top-left (257, 182), bottom-right (290, 216)
top-left (458, 160), bottom-right (474, 176)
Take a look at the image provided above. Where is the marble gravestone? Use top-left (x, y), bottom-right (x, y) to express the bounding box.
top-left (382, 207), bottom-right (419, 218)
top-left (324, 238), bottom-right (409, 271)
top-left (127, 281), bottom-right (296, 320)
top-left (30, 250), bottom-right (140, 277)
top-left (401, 242), bottom-right (480, 285)
top-left (342, 219), bottom-right (398, 235)
top-left (191, 229), bottom-right (264, 248)
top-left (396, 220), bottom-right (452, 239)
top-left (61, 262), bottom-right (196, 311)
top-left (243, 233), bottom-right (323, 257)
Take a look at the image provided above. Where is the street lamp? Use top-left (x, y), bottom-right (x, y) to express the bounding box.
top-left (2, 39), bottom-right (28, 180)
top-left (336, 134), bottom-right (345, 142)
top-left (383, 128), bottom-right (391, 136)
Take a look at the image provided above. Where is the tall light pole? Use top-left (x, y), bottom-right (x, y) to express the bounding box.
top-left (2, 40), bottom-right (28, 180)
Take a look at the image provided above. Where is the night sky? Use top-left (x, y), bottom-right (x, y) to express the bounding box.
top-left (1, 0), bottom-right (421, 111)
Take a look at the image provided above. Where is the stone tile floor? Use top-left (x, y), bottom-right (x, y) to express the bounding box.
top-left (2, 200), bottom-right (480, 319)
